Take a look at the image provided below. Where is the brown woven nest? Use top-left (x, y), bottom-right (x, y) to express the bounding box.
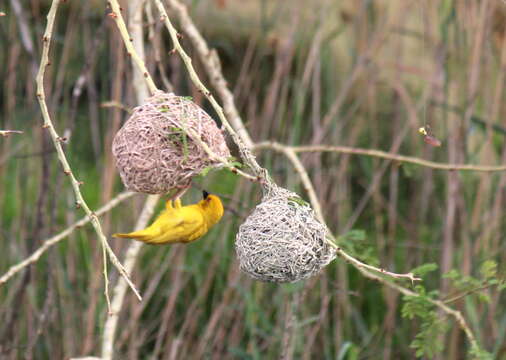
top-left (112, 91), bottom-right (230, 194)
top-left (235, 184), bottom-right (336, 283)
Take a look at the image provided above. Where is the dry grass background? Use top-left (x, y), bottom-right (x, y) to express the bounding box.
top-left (1, 0), bottom-right (506, 359)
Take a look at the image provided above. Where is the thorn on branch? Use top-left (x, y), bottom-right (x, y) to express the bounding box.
top-left (169, 49), bottom-right (176, 55)
top-left (42, 124), bottom-right (50, 129)
top-left (63, 170), bottom-right (71, 176)
top-left (76, 202), bottom-right (81, 209)
top-left (108, 12), bottom-right (118, 19)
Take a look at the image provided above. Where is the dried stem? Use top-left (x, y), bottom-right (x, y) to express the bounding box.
top-left (0, 191), bottom-right (136, 286)
top-left (255, 142), bottom-right (506, 172)
top-left (36, 0), bottom-right (141, 307)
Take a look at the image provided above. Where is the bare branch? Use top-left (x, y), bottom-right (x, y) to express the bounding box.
top-left (164, 0), bottom-right (253, 147)
top-left (0, 130), bottom-right (23, 137)
top-left (153, 0), bottom-right (264, 178)
top-left (255, 142), bottom-right (506, 172)
top-left (36, 0), bottom-right (142, 307)
top-left (107, 0), bottom-right (158, 95)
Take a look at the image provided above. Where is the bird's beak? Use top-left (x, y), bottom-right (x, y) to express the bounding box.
top-left (203, 190), bottom-right (209, 199)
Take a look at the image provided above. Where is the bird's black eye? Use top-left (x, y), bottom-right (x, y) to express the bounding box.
top-left (203, 190), bottom-right (209, 199)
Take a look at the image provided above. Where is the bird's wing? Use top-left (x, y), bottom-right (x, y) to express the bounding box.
top-left (152, 207), bottom-right (205, 243)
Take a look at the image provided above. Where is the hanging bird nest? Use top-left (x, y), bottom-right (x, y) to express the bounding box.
top-left (235, 184), bottom-right (336, 283)
top-left (112, 91), bottom-right (230, 194)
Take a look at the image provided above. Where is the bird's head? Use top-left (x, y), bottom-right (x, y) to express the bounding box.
top-left (199, 190), bottom-right (224, 226)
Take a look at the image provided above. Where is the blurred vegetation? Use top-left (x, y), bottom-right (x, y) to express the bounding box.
top-left (1, 0), bottom-right (506, 359)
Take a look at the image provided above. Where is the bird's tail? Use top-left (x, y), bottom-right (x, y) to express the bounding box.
top-left (112, 230), bottom-right (149, 240)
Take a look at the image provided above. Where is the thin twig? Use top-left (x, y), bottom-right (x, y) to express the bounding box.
top-left (164, 0), bottom-right (253, 147)
top-left (0, 191), bottom-right (136, 286)
top-left (107, 0), bottom-right (158, 95)
top-left (255, 142), bottom-right (506, 172)
top-left (153, 0), bottom-right (264, 178)
top-left (36, 0), bottom-right (141, 307)
top-left (100, 101), bottom-right (132, 114)
top-left (0, 130), bottom-right (23, 137)
top-left (443, 282), bottom-right (502, 304)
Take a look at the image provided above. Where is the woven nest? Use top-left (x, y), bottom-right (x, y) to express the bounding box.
top-left (112, 91), bottom-right (230, 194)
top-left (235, 185), bottom-right (336, 283)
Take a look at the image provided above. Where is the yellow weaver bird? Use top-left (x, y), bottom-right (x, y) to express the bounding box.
top-left (113, 191), bottom-right (224, 245)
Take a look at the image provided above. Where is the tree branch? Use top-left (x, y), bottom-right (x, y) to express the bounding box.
top-left (36, 0), bottom-right (141, 309)
top-left (255, 142), bottom-right (506, 172)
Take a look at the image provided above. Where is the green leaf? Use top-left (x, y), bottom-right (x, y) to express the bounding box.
top-left (401, 162), bottom-right (417, 177)
top-left (409, 316), bottom-right (448, 358)
top-left (443, 269), bottom-right (460, 280)
top-left (199, 166), bottom-right (214, 177)
top-left (476, 292), bottom-right (491, 304)
top-left (229, 161), bottom-right (244, 169)
top-left (469, 345), bottom-right (494, 360)
top-left (340, 229), bottom-right (366, 242)
top-left (287, 196), bottom-right (310, 207)
top-left (479, 260), bottom-right (497, 280)
top-left (401, 294), bottom-right (434, 320)
top-left (411, 263), bottom-right (438, 277)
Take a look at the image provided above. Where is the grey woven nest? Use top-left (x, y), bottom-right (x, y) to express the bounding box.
top-left (112, 91), bottom-right (230, 194)
top-left (235, 185), bottom-right (336, 283)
